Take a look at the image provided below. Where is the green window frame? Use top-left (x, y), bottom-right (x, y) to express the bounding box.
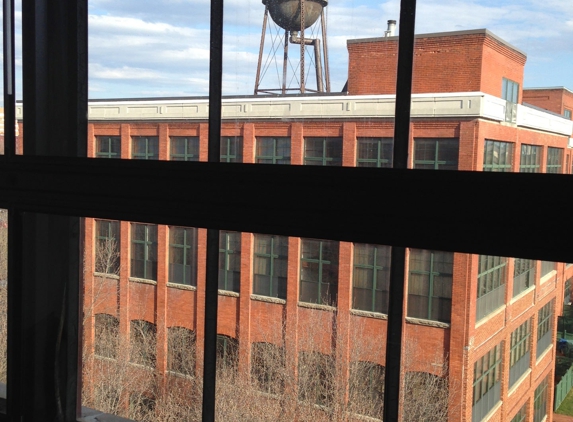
top-left (502, 77), bottom-right (519, 103)
top-left (407, 249), bottom-right (453, 323)
top-left (251, 342), bottom-right (285, 395)
top-left (483, 140), bottom-right (513, 172)
top-left (95, 219), bottom-right (120, 275)
top-left (513, 258), bottom-right (536, 297)
top-left (472, 343), bottom-right (502, 422)
top-left (167, 327), bottom-right (195, 376)
top-left (476, 256), bottom-right (507, 321)
top-left (170, 136), bottom-right (199, 161)
top-left (218, 231), bottom-right (241, 292)
top-left (413, 138), bottom-right (459, 170)
top-left (510, 404), bottom-right (527, 422)
top-left (168, 226), bottom-right (198, 286)
top-left (520, 144), bottom-right (541, 173)
top-left (220, 136), bottom-right (243, 162)
top-left (95, 136), bottom-right (120, 159)
top-left (253, 234), bottom-right (288, 299)
top-left (132, 136), bottom-right (159, 160)
top-left (533, 377), bottom-right (549, 422)
top-left (352, 243), bottom-right (391, 314)
top-left (216, 335), bottom-right (238, 371)
top-left (304, 137), bottom-right (343, 166)
top-left (299, 238), bottom-right (339, 305)
top-left (255, 137), bottom-right (291, 164)
top-left (130, 320), bottom-right (157, 367)
top-left (130, 223), bottom-right (158, 281)
top-left (546, 147), bottom-right (563, 174)
top-left (537, 301), bottom-right (553, 357)
top-left (356, 137), bottom-right (393, 168)
top-left (509, 319), bottom-right (531, 387)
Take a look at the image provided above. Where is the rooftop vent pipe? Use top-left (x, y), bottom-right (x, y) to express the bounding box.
top-left (385, 19), bottom-right (396, 37)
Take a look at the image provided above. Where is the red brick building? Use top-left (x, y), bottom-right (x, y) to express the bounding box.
top-left (75, 29), bottom-right (573, 421)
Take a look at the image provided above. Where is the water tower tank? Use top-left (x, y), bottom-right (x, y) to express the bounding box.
top-left (262, 0), bottom-right (328, 31)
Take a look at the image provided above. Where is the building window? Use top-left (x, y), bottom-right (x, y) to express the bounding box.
top-left (298, 351), bottom-right (334, 407)
top-left (130, 320), bottom-right (157, 367)
top-left (546, 147), bottom-right (563, 173)
top-left (95, 136), bottom-right (120, 159)
top-left (132, 136), bottom-right (159, 160)
top-left (483, 140), bottom-right (513, 172)
top-left (348, 362), bottom-right (385, 419)
top-left (533, 377), bottom-right (549, 422)
top-left (509, 319), bottom-right (531, 387)
top-left (299, 238), bottom-right (339, 306)
top-left (304, 137), bottom-right (343, 166)
top-left (255, 137), bottom-right (291, 164)
top-left (413, 138), bottom-right (459, 170)
top-left (476, 256), bottom-right (507, 321)
top-left (216, 335), bottom-right (238, 371)
top-left (95, 219), bottom-right (120, 275)
top-left (353, 243), bottom-right (391, 314)
top-left (407, 249), bottom-right (453, 323)
top-left (565, 109), bottom-right (571, 120)
top-left (520, 144), bottom-right (541, 173)
top-left (219, 231), bottom-right (241, 292)
top-left (510, 404), bottom-right (527, 422)
top-left (502, 77), bottom-right (519, 103)
top-left (131, 223), bottom-right (158, 281)
top-left (170, 136), bottom-right (199, 161)
top-left (94, 314), bottom-right (119, 359)
top-left (472, 343), bottom-right (502, 422)
top-left (169, 226), bottom-right (198, 286)
top-left (251, 342), bottom-right (285, 395)
top-left (513, 258), bottom-right (535, 297)
top-left (537, 301), bottom-right (553, 357)
top-left (167, 327), bottom-right (195, 376)
top-left (220, 136), bottom-right (243, 162)
top-left (356, 138), bottom-right (393, 168)
top-left (540, 260), bottom-right (555, 277)
top-left (253, 234), bottom-right (287, 299)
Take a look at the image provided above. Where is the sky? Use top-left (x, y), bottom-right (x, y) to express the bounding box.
top-left (9, 0), bottom-right (573, 98)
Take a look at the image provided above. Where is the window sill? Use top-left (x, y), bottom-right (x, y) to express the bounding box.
top-left (508, 368), bottom-right (531, 396)
top-left (536, 345), bottom-right (553, 362)
top-left (218, 289), bottom-right (239, 297)
top-left (93, 272), bottom-right (119, 280)
top-left (298, 301), bottom-right (336, 312)
top-left (167, 282), bottom-right (197, 291)
top-left (350, 309), bottom-right (388, 320)
top-left (540, 270), bottom-right (556, 284)
top-left (480, 400), bottom-right (502, 422)
top-left (510, 285), bottom-right (535, 304)
top-left (251, 294), bottom-right (286, 304)
top-left (405, 317), bottom-right (449, 329)
top-left (128, 361), bottom-right (155, 371)
top-left (94, 354), bottom-right (117, 362)
top-left (166, 370), bottom-right (194, 380)
top-left (475, 305), bottom-right (506, 329)
top-left (128, 277), bottom-right (157, 286)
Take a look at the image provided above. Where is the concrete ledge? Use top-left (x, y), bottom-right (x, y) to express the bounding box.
top-left (167, 282), bottom-right (197, 291)
top-left (298, 301), bottom-right (336, 312)
top-left (350, 309), bottom-right (388, 320)
top-left (405, 317), bottom-right (449, 329)
top-left (218, 289), bottom-right (239, 297)
top-left (94, 272), bottom-right (119, 280)
top-left (128, 277), bottom-right (157, 286)
top-left (251, 294), bottom-right (286, 305)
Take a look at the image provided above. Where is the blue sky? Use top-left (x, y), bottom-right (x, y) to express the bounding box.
top-left (10, 0), bottom-right (573, 98)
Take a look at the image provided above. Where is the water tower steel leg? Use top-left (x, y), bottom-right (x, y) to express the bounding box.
top-left (313, 39), bottom-right (323, 92)
top-left (320, 11), bottom-right (330, 92)
top-left (254, 7), bottom-right (269, 95)
top-left (282, 30), bottom-right (289, 94)
top-left (300, 0), bottom-right (305, 93)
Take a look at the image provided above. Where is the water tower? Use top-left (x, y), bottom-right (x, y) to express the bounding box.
top-left (254, 0), bottom-right (330, 95)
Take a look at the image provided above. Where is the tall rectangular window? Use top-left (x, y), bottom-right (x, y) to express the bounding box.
top-left (251, 342), bottom-right (285, 395)
top-left (513, 258), bottom-right (535, 297)
top-left (509, 319), bottom-right (531, 387)
top-left (413, 138), bottom-right (459, 170)
top-left (130, 320), bottom-right (157, 367)
top-left (304, 137), bottom-right (343, 166)
top-left (520, 145), bottom-right (541, 173)
top-left (510, 405), bottom-right (527, 422)
top-left (300, 239), bottom-right (339, 305)
top-left (168, 226), bottom-right (198, 286)
top-left (170, 137), bottom-right (199, 161)
top-left (132, 136), bottom-right (159, 160)
top-left (167, 327), bottom-right (195, 376)
top-left (216, 335), bottom-right (238, 371)
top-left (131, 223), bottom-right (158, 281)
top-left (255, 137), bottom-right (291, 164)
top-left (356, 138), bottom-right (393, 168)
top-left (472, 343), bottom-right (502, 422)
top-left (407, 249), bottom-right (453, 323)
top-left (476, 256), bottom-right (507, 321)
top-left (546, 147), bottom-right (563, 174)
top-left (537, 301), bottom-right (553, 357)
top-left (353, 244), bottom-right (391, 314)
top-left (219, 231), bottom-right (241, 292)
top-left (533, 377), bottom-right (549, 422)
top-left (483, 140), bottom-right (513, 172)
top-left (253, 234), bottom-right (288, 299)
top-left (565, 109), bottom-right (572, 120)
top-left (96, 136), bottom-right (121, 159)
top-left (220, 136), bottom-right (243, 162)
top-left (95, 219), bottom-right (120, 275)
top-left (502, 77), bottom-right (519, 103)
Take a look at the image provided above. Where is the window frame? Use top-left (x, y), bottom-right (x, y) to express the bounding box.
top-left (130, 223), bottom-right (158, 281)
top-left (95, 136), bottom-right (121, 159)
top-left (131, 136), bottom-right (159, 160)
top-left (304, 137), bottom-right (343, 166)
top-left (170, 136), bottom-right (200, 161)
top-left (413, 138), bottom-right (459, 170)
top-left (352, 243), bottom-right (391, 314)
top-left (299, 238), bottom-right (339, 306)
top-left (252, 234), bottom-right (288, 299)
top-left (168, 226), bottom-right (198, 286)
top-left (476, 255), bottom-right (507, 321)
top-left (356, 137), bottom-right (393, 168)
top-left (218, 231), bottom-right (241, 292)
top-left (519, 144), bottom-right (542, 173)
top-left (220, 136), bottom-right (243, 163)
top-left (483, 140), bottom-right (513, 172)
top-left (255, 137), bottom-right (291, 164)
